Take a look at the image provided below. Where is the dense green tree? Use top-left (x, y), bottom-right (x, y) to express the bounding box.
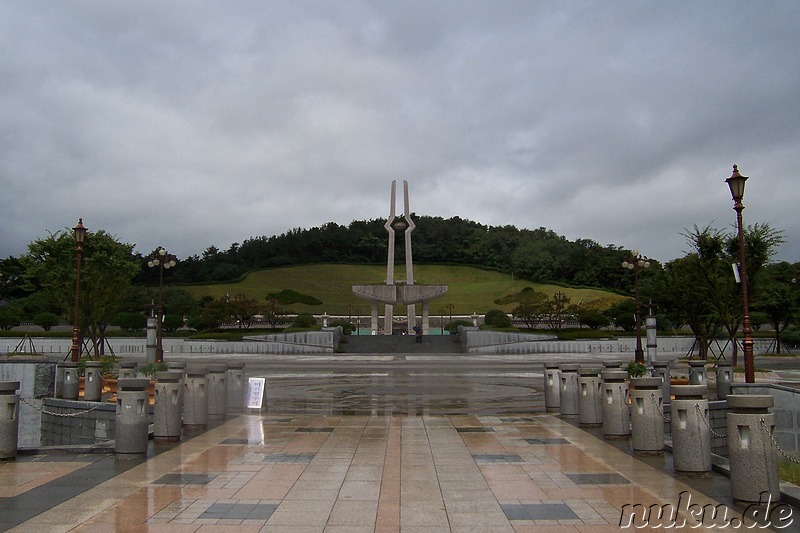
top-left (32, 311), bottom-right (61, 331)
top-left (484, 309), bottom-right (512, 328)
top-left (756, 262), bottom-right (799, 353)
top-left (0, 305), bottom-right (21, 330)
top-left (510, 288), bottom-right (548, 329)
top-left (115, 312), bottom-right (148, 332)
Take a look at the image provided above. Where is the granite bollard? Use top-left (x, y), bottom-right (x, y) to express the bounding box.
top-left (115, 378), bottom-right (151, 455)
top-left (578, 367), bottom-right (603, 427)
top-left (183, 367), bottom-right (208, 428)
top-left (651, 361), bottom-right (671, 403)
top-left (688, 361), bottom-right (707, 386)
top-left (559, 364), bottom-right (580, 417)
top-left (671, 384), bottom-right (711, 476)
top-left (543, 363), bottom-right (560, 413)
top-left (83, 361), bottom-right (104, 402)
top-left (207, 365), bottom-right (228, 419)
top-left (726, 394), bottom-right (780, 503)
top-left (630, 377), bottom-right (664, 455)
top-left (226, 363), bottom-right (245, 413)
top-left (153, 371), bottom-right (183, 441)
top-left (61, 362), bottom-right (80, 400)
top-left (119, 361), bottom-right (138, 379)
top-left (715, 363), bottom-right (732, 400)
top-left (601, 370), bottom-right (630, 439)
top-left (0, 381), bottom-right (20, 460)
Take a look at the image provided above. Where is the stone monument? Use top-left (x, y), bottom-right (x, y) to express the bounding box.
top-left (353, 180), bottom-right (447, 335)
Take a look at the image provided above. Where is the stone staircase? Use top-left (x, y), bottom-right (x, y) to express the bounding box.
top-left (341, 334), bottom-right (461, 354)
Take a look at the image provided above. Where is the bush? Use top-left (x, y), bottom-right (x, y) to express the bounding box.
top-left (781, 327), bottom-right (800, 349)
top-left (484, 309), bottom-right (512, 328)
top-left (292, 313), bottom-right (317, 328)
top-left (577, 310), bottom-right (609, 330)
top-left (115, 312), bottom-right (147, 332)
top-left (329, 319), bottom-right (355, 334)
top-left (162, 314), bottom-right (184, 332)
top-left (33, 312), bottom-right (61, 331)
top-left (445, 319), bottom-right (472, 335)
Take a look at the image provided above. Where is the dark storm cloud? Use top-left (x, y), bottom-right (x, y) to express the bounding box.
top-left (1, 1), bottom-right (798, 263)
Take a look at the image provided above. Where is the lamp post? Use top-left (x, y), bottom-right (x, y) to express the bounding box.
top-left (70, 219), bottom-right (88, 362)
top-left (622, 251), bottom-right (650, 364)
top-left (147, 248), bottom-right (176, 363)
top-left (726, 164), bottom-right (754, 383)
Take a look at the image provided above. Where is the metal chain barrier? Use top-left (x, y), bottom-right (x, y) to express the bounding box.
top-left (695, 403), bottom-right (727, 439)
top-left (653, 392), bottom-right (671, 422)
top-left (761, 418), bottom-right (800, 465)
top-left (21, 396), bottom-right (117, 417)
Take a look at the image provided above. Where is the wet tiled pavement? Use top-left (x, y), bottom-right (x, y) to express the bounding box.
top-left (0, 412), bottom-right (764, 532)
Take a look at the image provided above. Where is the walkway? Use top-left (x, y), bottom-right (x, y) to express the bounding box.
top-left (1, 412), bottom-right (768, 532)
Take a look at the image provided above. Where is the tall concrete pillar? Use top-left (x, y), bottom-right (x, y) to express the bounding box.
top-left (115, 378), bottom-right (150, 455)
top-left (559, 364), bottom-right (579, 417)
top-left (601, 370), bottom-right (630, 439)
top-left (0, 381), bottom-right (20, 460)
top-left (422, 302), bottom-right (430, 335)
top-left (407, 303), bottom-right (416, 335)
top-left (646, 315), bottom-right (657, 363)
top-left (726, 394), bottom-right (779, 503)
top-left (371, 303), bottom-right (379, 334)
top-left (83, 361), bottom-right (104, 402)
top-left (671, 384), bottom-right (711, 475)
top-left (578, 367), bottom-right (603, 427)
top-left (630, 377), bottom-right (664, 455)
top-left (146, 316), bottom-right (157, 363)
top-left (543, 363), bottom-right (560, 413)
top-left (384, 304), bottom-right (394, 335)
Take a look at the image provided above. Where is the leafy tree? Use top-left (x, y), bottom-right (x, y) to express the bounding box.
top-left (0, 305), bottom-right (21, 330)
top-left (22, 227), bottom-right (139, 356)
top-left (577, 310), bottom-right (610, 330)
top-left (32, 311), bottom-right (61, 331)
top-left (484, 309), bottom-right (512, 328)
top-left (230, 292), bottom-right (260, 329)
top-left (115, 312), bottom-right (147, 332)
top-left (292, 313), bottom-right (317, 328)
top-left (755, 262), bottom-right (798, 353)
top-left (262, 298), bottom-right (287, 329)
top-left (162, 314), bottom-right (184, 332)
top-left (509, 288), bottom-right (548, 329)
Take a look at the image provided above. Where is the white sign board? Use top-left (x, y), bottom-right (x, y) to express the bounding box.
top-left (246, 377), bottom-right (266, 409)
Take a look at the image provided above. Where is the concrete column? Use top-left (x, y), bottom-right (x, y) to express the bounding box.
top-left (153, 371), bottom-right (183, 442)
top-left (61, 362), bottom-right (80, 400)
top-left (688, 361), bottom-right (707, 386)
top-left (146, 316), bottom-right (157, 363)
top-left (601, 370), bottom-right (630, 439)
top-left (715, 363), bottom-right (733, 400)
top-left (407, 304), bottom-right (416, 335)
top-left (671, 384), bottom-right (711, 476)
top-left (558, 364), bottom-right (579, 417)
top-left (384, 304), bottom-right (394, 335)
top-left (0, 381), bottom-right (20, 460)
top-left (543, 363), bottom-right (560, 413)
top-left (646, 315), bottom-right (657, 363)
top-left (183, 366), bottom-right (208, 428)
top-left (421, 302), bottom-right (430, 335)
top-left (83, 361), bottom-right (104, 402)
top-left (115, 378), bottom-right (150, 455)
top-left (726, 394), bottom-right (779, 503)
top-left (371, 303), bottom-right (379, 334)
top-left (119, 361), bottom-right (138, 379)
top-left (578, 367), bottom-right (603, 427)
top-left (630, 377), bottom-right (664, 455)
top-left (651, 361), bottom-right (671, 404)
top-left (207, 364), bottom-right (228, 419)
top-left (226, 363), bottom-right (245, 413)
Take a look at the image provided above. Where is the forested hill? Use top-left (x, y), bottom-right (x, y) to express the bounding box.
top-left (165, 216), bottom-right (643, 294)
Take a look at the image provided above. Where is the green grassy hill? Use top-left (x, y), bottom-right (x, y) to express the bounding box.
top-left (181, 264), bottom-right (626, 316)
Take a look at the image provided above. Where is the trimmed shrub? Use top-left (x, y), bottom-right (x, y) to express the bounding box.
top-left (484, 309), bottom-right (512, 328)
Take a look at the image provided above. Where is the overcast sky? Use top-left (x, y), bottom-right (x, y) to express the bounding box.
top-left (2, 1), bottom-right (799, 265)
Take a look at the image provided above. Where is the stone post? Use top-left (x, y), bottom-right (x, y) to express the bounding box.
top-left (726, 394), bottom-right (779, 503)
top-left (0, 381), bottom-right (20, 460)
top-left (61, 362), bottom-right (80, 400)
top-left (630, 377), bottom-right (664, 455)
top-left (55, 364), bottom-right (64, 398)
top-left (83, 361), bottom-right (104, 402)
top-left (207, 364), bottom-right (228, 419)
top-left (688, 361), bottom-right (707, 386)
top-left (153, 371), bottom-right (183, 442)
top-left (146, 316), bottom-right (157, 363)
top-left (119, 361), bottom-right (138, 379)
top-left (671, 384), bottom-right (711, 476)
top-left (543, 363), bottom-right (560, 413)
top-left (115, 378), bottom-right (150, 455)
top-left (183, 366), bottom-right (208, 428)
top-left (578, 367), bottom-right (603, 427)
top-left (716, 363), bottom-right (733, 400)
top-left (651, 361), bottom-right (671, 404)
top-left (601, 370), bottom-right (630, 439)
top-left (226, 363), bottom-right (245, 413)
top-left (167, 361), bottom-right (186, 405)
top-left (558, 364), bottom-right (580, 417)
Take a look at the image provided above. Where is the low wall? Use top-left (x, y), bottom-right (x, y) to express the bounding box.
top-left (40, 398), bottom-right (118, 446)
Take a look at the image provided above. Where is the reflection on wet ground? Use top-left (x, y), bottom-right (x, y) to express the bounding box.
top-left (247, 366), bottom-right (544, 416)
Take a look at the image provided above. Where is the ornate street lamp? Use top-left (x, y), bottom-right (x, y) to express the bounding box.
top-left (147, 248), bottom-right (177, 363)
top-left (70, 218), bottom-right (87, 362)
top-left (726, 164), bottom-right (754, 383)
top-left (622, 250), bottom-right (650, 364)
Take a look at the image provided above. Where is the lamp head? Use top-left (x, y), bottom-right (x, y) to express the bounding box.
top-left (726, 164), bottom-right (748, 202)
top-left (73, 218), bottom-right (87, 244)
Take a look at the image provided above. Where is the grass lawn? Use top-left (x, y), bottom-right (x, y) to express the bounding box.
top-left (180, 264), bottom-right (626, 315)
